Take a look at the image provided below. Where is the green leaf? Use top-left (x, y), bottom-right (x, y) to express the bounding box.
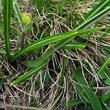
top-left (11, 62), bottom-right (46, 86)
top-left (64, 43), bottom-right (86, 49)
top-left (100, 92), bottom-right (110, 102)
top-left (104, 79), bottom-right (110, 85)
top-left (3, 0), bottom-right (11, 60)
top-left (11, 26), bottom-right (104, 63)
top-left (75, 67), bottom-right (102, 110)
top-left (92, 56), bottom-right (110, 86)
top-left (101, 46), bottom-right (110, 56)
top-left (62, 99), bottom-right (82, 107)
top-left (13, 0), bottom-right (23, 29)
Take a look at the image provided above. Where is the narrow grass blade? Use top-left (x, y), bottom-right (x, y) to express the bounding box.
top-left (10, 0), bottom-right (14, 16)
top-left (75, 67), bottom-right (102, 110)
top-left (11, 62), bottom-right (46, 86)
top-left (11, 26), bottom-right (104, 62)
top-left (75, 6), bottom-right (110, 30)
top-left (91, 56), bottom-right (110, 86)
top-left (13, 0), bottom-right (23, 29)
top-left (62, 99), bottom-right (82, 107)
top-left (3, 0), bottom-right (11, 60)
top-left (79, 0), bottom-right (110, 24)
top-left (64, 43), bottom-right (86, 49)
top-left (0, 0), bottom-right (2, 12)
top-left (0, 20), bottom-right (22, 46)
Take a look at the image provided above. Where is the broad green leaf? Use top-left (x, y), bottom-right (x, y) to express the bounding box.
top-left (104, 79), bottom-right (110, 85)
top-left (11, 26), bottom-right (104, 63)
top-left (11, 62), bottom-right (46, 86)
top-left (75, 67), bottom-right (102, 110)
top-left (62, 99), bottom-right (82, 107)
top-left (64, 43), bottom-right (85, 49)
top-left (3, 0), bottom-right (11, 60)
top-left (100, 92), bottom-right (110, 102)
top-left (101, 46), bottom-right (110, 56)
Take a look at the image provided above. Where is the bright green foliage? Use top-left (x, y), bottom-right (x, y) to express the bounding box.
top-left (21, 13), bottom-right (32, 24)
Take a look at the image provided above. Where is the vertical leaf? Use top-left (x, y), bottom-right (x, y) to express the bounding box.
top-left (13, 0), bottom-right (23, 29)
top-left (10, 0), bottom-right (14, 16)
top-left (3, 0), bottom-right (11, 60)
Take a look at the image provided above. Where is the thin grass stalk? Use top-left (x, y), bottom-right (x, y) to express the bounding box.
top-left (3, 0), bottom-right (11, 60)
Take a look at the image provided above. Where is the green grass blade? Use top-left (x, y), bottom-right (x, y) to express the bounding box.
top-left (64, 43), bottom-right (86, 49)
top-left (0, 0), bottom-right (2, 12)
top-left (13, 0), bottom-right (23, 29)
top-left (75, 6), bottom-right (110, 30)
top-left (79, 0), bottom-right (110, 24)
top-left (11, 62), bottom-right (46, 86)
top-left (11, 26), bottom-right (104, 63)
top-left (75, 67), bottom-right (102, 110)
top-left (91, 56), bottom-right (110, 86)
top-left (3, 0), bottom-right (11, 60)
top-left (10, 0), bottom-right (14, 16)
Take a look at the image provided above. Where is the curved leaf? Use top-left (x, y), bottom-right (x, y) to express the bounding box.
top-left (11, 62), bottom-right (46, 86)
top-left (75, 67), bottom-right (102, 110)
top-left (11, 27), bottom-right (104, 63)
